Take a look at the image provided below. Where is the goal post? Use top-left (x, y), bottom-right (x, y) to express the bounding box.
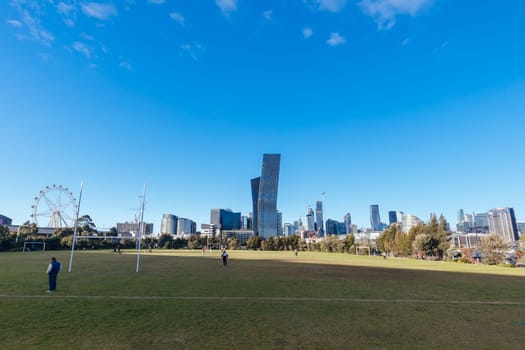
top-left (23, 241), bottom-right (46, 252)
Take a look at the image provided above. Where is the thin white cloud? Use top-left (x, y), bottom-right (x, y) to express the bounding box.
top-left (72, 41), bottom-right (93, 58)
top-left (169, 12), bottom-right (185, 26)
top-left (215, 0), bottom-right (237, 15)
top-left (80, 32), bottom-right (94, 41)
top-left (100, 43), bottom-right (110, 54)
top-left (262, 10), bottom-right (272, 20)
top-left (81, 2), bottom-right (118, 20)
top-left (307, 0), bottom-right (347, 13)
top-left (326, 32), bottom-right (345, 46)
top-left (57, 2), bottom-right (77, 26)
top-left (64, 18), bottom-right (75, 27)
top-left (120, 61), bottom-right (133, 70)
top-left (401, 37), bottom-right (411, 46)
top-left (7, 19), bottom-right (23, 27)
top-left (21, 10), bottom-right (55, 46)
top-left (180, 42), bottom-right (205, 60)
top-left (37, 52), bottom-right (52, 63)
top-left (57, 2), bottom-right (75, 16)
top-left (148, 0), bottom-right (166, 4)
top-left (359, 0), bottom-right (432, 30)
top-left (303, 27), bottom-right (313, 39)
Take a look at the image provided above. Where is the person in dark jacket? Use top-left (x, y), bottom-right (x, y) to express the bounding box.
top-left (46, 257), bottom-right (62, 292)
top-left (221, 249), bottom-right (229, 267)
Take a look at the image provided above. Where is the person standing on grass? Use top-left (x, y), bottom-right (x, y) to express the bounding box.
top-left (46, 257), bottom-right (61, 292)
top-left (221, 249), bottom-right (229, 267)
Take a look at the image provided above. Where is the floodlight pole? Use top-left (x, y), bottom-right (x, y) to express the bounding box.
top-left (68, 181), bottom-right (83, 273)
top-left (136, 184), bottom-right (146, 273)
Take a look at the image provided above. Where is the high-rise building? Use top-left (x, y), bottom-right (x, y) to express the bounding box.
top-left (517, 222), bottom-right (525, 236)
top-left (370, 205), bottom-right (381, 231)
top-left (474, 213), bottom-right (489, 233)
top-left (0, 214), bottom-right (12, 225)
top-left (401, 214), bottom-right (423, 233)
top-left (456, 209), bottom-right (465, 232)
top-left (251, 154), bottom-right (281, 238)
top-left (388, 211), bottom-right (397, 225)
top-left (315, 201), bottom-right (324, 237)
top-left (306, 207), bottom-right (315, 232)
top-left (284, 223), bottom-right (294, 236)
top-left (116, 222), bottom-right (154, 236)
top-left (464, 213), bottom-right (474, 232)
top-left (250, 178), bottom-right (260, 233)
top-left (326, 219), bottom-right (346, 235)
top-left (277, 211), bottom-right (283, 236)
top-left (160, 214), bottom-right (177, 235)
top-left (210, 209), bottom-right (241, 231)
top-left (488, 208), bottom-right (519, 243)
top-left (176, 218), bottom-right (196, 237)
top-left (241, 216), bottom-right (249, 229)
top-left (344, 213), bottom-right (351, 235)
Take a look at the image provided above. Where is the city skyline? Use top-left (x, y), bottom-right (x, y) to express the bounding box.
top-left (1, 1), bottom-right (524, 229)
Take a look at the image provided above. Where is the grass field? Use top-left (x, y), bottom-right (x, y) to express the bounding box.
top-left (1, 249), bottom-right (525, 349)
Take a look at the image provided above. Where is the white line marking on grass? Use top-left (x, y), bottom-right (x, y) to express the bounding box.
top-left (0, 295), bottom-right (524, 305)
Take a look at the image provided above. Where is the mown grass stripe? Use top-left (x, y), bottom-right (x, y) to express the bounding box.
top-left (1, 294), bottom-right (523, 305)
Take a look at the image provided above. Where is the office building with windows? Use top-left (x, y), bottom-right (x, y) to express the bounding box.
top-left (306, 207), bottom-right (315, 232)
top-left (251, 153), bottom-right (281, 238)
top-left (176, 218), bottom-right (196, 237)
top-left (116, 222), bottom-right (154, 237)
top-left (315, 201), bottom-right (324, 237)
top-left (473, 213), bottom-right (490, 233)
top-left (370, 205), bottom-right (381, 231)
top-left (210, 209), bottom-right (241, 231)
top-left (344, 213), bottom-right (351, 235)
top-left (160, 214), bottom-right (177, 235)
top-left (488, 208), bottom-right (519, 243)
top-left (0, 214), bottom-right (12, 225)
top-left (326, 219), bottom-right (347, 235)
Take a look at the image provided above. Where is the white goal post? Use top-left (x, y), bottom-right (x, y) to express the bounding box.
top-left (23, 241), bottom-right (46, 252)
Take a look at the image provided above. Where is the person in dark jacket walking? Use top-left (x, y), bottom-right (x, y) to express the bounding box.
top-left (221, 249), bottom-right (229, 267)
top-left (46, 257), bottom-right (62, 292)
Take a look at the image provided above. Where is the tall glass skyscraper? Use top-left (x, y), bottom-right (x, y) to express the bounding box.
top-left (315, 201), bottom-right (324, 237)
top-left (344, 212), bottom-right (351, 234)
top-left (251, 154), bottom-right (281, 238)
top-left (370, 204), bottom-right (381, 231)
top-left (161, 213), bottom-right (177, 235)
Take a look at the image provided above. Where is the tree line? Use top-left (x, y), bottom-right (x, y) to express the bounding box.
top-left (2, 214), bottom-right (523, 266)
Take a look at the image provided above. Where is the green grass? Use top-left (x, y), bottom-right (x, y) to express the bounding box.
top-left (1, 250), bottom-right (525, 349)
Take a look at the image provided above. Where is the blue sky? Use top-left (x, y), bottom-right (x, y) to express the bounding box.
top-left (1, 0), bottom-right (524, 230)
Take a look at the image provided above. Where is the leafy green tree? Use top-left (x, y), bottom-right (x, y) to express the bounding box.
top-left (158, 234), bottom-right (173, 249)
top-left (342, 234), bottom-right (355, 253)
top-left (19, 221), bottom-right (38, 237)
top-left (78, 215), bottom-right (97, 235)
top-left (480, 234), bottom-right (507, 265)
top-left (262, 236), bottom-right (275, 250)
top-left (246, 235), bottom-right (262, 250)
top-left (187, 235), bottom-right (201, 249)
top-left (227, 237), bottom-right (239, 250)
top-left (413, 234), bottom-right (437, 257)
top-left (55, 227), bottom-right (74, 238)
top-left (0, 225), bottom-right (15, 251)
top-left (45, 235), bottom-right (62, 250)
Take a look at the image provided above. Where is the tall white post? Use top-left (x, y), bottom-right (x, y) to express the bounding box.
top-left (136, 184), bottom-right (146, 273)
top-left (68, 181), bottom-right (83, 273)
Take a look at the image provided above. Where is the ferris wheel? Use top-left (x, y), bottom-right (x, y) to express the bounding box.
top-left (31, 184), bottom-right (78, 228)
